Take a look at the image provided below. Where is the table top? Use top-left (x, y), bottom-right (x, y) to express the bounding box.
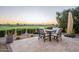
top-left (45, 29), bottom-right (54, 32)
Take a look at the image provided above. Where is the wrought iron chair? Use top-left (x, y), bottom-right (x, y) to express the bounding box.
top-left (38, 28), bottom-right (49, 42)
top-left (51, 28), bottom-right (63, 42)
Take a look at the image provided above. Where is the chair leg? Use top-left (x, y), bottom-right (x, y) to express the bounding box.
top-left (53, 36), bottom-right (62, 42)
top-left (43, 35), bottom-right (47, 42)
top-left (43, 36), bottom-right (45, 42)
top-left (55, 36), bottom-right (59, 42)
top-left (38, 36), bottom-right (42, 40)
top-left (53, 36), bottom-right (56, 41)
top-left (44, 38), bottom-right (46, 42)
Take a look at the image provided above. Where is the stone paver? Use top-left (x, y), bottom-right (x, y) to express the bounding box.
top-left (10, 35), bottom-right (79, 52)
top-left (0, 44), bottom-right (12, 52)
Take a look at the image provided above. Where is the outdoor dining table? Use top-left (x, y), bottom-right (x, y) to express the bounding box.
top-left (45, 29), bottom-right (55, 41)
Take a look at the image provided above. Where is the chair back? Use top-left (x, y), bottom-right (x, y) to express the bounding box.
top-left (38, 28), bottom-right (46, 37)
top-left (56, 28), bottom-right (63, 37)
top-left (52, 28), bottom-right (63, 36)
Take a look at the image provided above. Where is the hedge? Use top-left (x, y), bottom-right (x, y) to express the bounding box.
top-left (7, 29), bottom-right (15, 35)
top-left (22, 29), bottom-right (26, 34)
top-left (0, 28), bottom-right (38, 37)
top-left (0, 30), bottom-right (6, 37)
top-left (27, 29), bottom-right (37, 34)
top-left (16, 28), bottom-right (26, 35)
top-left (46, 26), bottom-right (53, 29)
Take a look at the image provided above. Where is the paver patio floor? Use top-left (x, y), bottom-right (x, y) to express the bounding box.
top-left (10, 35), bottom-right (79, 52)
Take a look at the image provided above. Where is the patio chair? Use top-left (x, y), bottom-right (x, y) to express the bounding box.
top-left (38, 28), bottom-right (49, 42)
top-left (51, 28), bottom-right (63, 42)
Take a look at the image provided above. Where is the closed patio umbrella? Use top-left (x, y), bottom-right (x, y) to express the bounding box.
top-left (67, 11), bottom-right (73, 34)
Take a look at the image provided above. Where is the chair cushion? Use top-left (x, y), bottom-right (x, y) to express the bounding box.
top-left (52, 27), bottom-right (58, 30)
top-left (45, 33), bottom-right (49, 36)
top-left (56, 28), bottom-right (60, 34)
top-left (51, 34), bottom-right (57, 36)
top-left (52, 28), bottom-right (62, 36)
top-left (52, 28), bottom-right (62, 34)
top-left (52, 30), bottom-right (56, 33)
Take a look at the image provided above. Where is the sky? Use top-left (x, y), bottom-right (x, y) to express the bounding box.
top-left (0, 6), bottom-right (76, 24)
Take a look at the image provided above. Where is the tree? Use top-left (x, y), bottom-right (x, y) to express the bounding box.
top-left (56, 7), bottom-right (79, 33)
top-left (56, 10), bottom-right (68, 32)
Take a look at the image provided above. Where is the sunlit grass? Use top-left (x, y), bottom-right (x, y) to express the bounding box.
top-left (0, 26), bottom-right (49, 30)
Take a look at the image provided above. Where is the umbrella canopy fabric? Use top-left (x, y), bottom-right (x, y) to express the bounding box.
top-left (67, 11), bottom-right (73, 34)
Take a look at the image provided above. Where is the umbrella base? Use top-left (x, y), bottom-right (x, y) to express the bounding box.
top-left (64, 33), bottom-right (76, 38)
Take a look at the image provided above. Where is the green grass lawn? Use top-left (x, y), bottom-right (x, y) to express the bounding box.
top-left (0, 25), bottom-right (49, 30)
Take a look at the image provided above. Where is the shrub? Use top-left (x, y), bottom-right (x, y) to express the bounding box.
top-left (16, 28), bottom-right (26, 35)
top-left (7, 29), bottom-right (15, 35)
top-left (34, 29), bottom-right (38, 34)
top-left (16, 36), bottom-right (21, 40)
top-left (27, 29), bottom-right (37, 34)
top-left (0, 30), bottom-right (5, 37)
top-left (30, 34), bottom-right (34, 37)
top-left (16, 29), bottom-right (22, 35)
top-left (27, 29), bottom-right (31, 34)
top-left (46, 26), bottom-right (53, 29)
top-left (32, 29), bottom-right (36, 34)
top-left (21, 29), bottom-right (26, 34)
